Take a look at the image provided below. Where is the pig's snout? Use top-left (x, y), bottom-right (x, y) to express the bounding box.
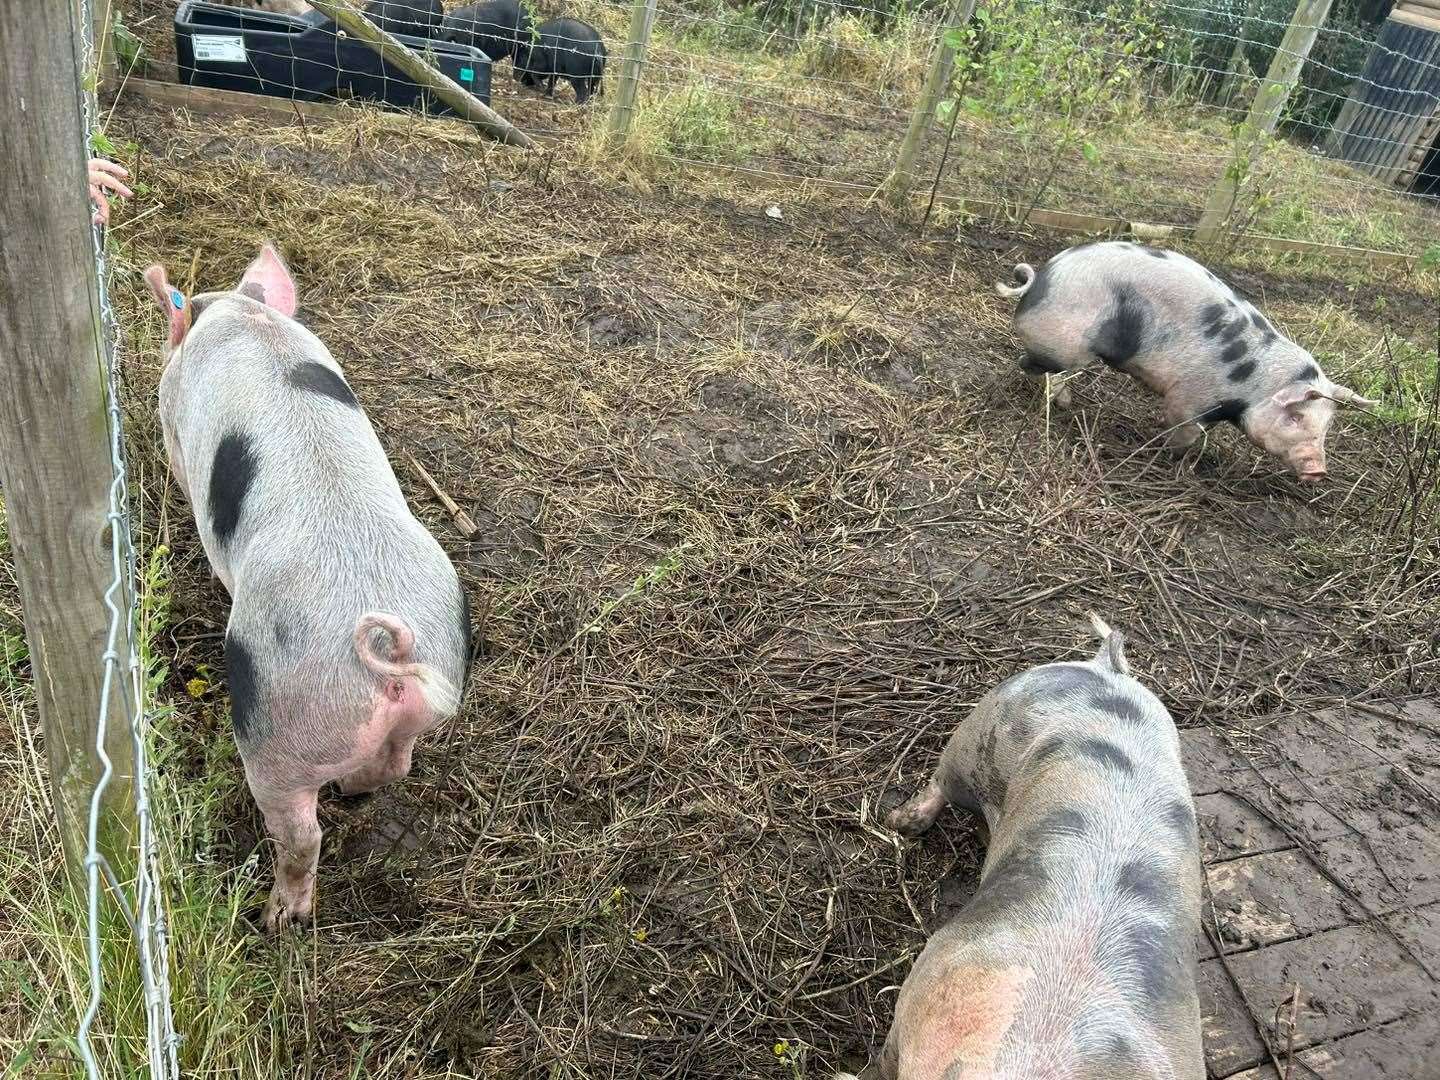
top-left (1287, 446), bottom-right (1327, 483)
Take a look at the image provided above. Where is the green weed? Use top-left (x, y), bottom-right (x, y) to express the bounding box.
top-left (631, 82), bottom-right (748, 163)
top-left (577, 541), bottom-right (694, 638)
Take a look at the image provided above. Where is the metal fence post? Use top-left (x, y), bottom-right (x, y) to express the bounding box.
top-left (886, 0), bottom-right (976, 208)
top-left (1196, 0), bottom-right (1336, 243)
top-left (0, 0), bottom-right (137, 878)
top-left (607, 0), bottom-right (657, 145)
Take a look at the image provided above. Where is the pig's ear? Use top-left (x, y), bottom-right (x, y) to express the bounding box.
top-left (235, 244), bottom-right (297, 317)
top-left (1329, 384), bottom-right (1380, 409)
top-left (143, 264), bottom-right (191, 347)
top-left (1271, 384), bottom-right (1325, 412)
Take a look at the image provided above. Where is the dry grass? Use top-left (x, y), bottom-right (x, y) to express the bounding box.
top-left (1, 92), bottom-right (1435, 1077)
top-left (107, 0), bottom-right (1440, 252)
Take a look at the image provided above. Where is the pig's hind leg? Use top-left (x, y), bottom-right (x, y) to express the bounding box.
top-left (337, 734), bottom-right (419, 796)
top-left (887, 735), bottom-right (985, 838)
top-left (254, 785), bottom-right (323, 931)
top-left (887, 778), bottom-right (950, 837)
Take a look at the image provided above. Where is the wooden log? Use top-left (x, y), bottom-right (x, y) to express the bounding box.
top-left (1391, 7), bottom-right (1440, 32)
top-left (0, 0), bottom-right (138, 876)
top-left (305, 0), bottom-right (535, 148)
top-left (1196, 0), bottom-right (1337, 243)
top-left (402, 452), bottom-right (479, 539)
top-left (124, 75), bottom-right (361, 123)
top-left (606, 0), bottom-right (657, 145)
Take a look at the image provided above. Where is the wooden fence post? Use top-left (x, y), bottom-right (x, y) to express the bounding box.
top-left (306, 0), bottom-right (536, 148)
top-left (606, 0), bottom-right (657, 146)
top-left (1196, 0), bottom-right (1336, 243)
top-left (88, 0), bottom-right (118, 102)
top-left (886, 0), bottom-right (977, 208)
top-left (0, 0), bottom-right (138, 876)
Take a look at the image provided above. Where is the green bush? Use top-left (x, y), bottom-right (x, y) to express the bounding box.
top-left (966, 0), bottom-right (1165, 131)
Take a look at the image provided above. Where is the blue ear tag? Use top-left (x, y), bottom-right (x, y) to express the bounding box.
top-left (170, 287), bottom-right (193, 334)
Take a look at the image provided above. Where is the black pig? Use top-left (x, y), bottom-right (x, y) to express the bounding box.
top-left (364, 0), bottom-right (442, 37)
top-left (515, 17), bottom-right (606, 104)
top-left (442, 0), bottom-right (535, 62)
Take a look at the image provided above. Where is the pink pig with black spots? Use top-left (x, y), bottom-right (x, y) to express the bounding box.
top-left (997, 241), bottom-right (1377, 482)
top-left (144, 245), bottom-right (471, 931)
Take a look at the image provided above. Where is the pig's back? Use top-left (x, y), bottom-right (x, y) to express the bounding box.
top-left (896, 678), bottom-right (1204, 1078)
top-left (169, 316), bottom-right (466, 701)
top-left (171, 315), bottom-right (412, 549)
top-left (1012, 242), bottom-right (1296, 403)
top-left (1017, 243), bottom-right (1226, 336)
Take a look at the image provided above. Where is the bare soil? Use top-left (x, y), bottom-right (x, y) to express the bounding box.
top-left (98, 92), bottom-right (1440, 1079)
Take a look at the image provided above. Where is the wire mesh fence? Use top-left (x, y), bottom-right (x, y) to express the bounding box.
top-left (598, 0), bottom-right (1440, 249)
top-left (73, 0), bottom-right (181, 1074)
top-left (111, 0), bottom-right (1440, 255)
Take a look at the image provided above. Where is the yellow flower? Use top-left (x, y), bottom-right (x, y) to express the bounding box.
top-left (186, 678), bottom-right (209, 699)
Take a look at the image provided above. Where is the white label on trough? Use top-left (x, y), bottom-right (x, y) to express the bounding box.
top-left (193, 35), bottom-right (247, 63)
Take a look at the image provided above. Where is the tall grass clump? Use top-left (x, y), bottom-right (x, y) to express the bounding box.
top-left (795, 13), bottom-right (889, 87)
top-left (0, 525), bottom-right (293, 1077)
top-left (626, 81), bottom-right (747, 163)
top-left (792, 10), bottom-right (931, 93)
top-left (676, 3), bottom-right (777, 55)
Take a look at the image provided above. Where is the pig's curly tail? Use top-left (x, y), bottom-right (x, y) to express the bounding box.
top-left (1087, 612), bottom-right (1130, 675)
top-left (995, 262), bottom-right (1036, 299)
top-left (354, 611), bottom-right (461, 717)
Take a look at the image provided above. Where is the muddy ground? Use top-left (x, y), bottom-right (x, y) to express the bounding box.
top-left (100, 95), bottom-right (1440, 1078)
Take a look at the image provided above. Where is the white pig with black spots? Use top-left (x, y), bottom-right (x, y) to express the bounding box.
top-left (997, 240), bottom-right (1376, 482)
top-left (144, 245), bottom-right (471, 931)
top-left (845, 617), bottom-right (1203, 1080)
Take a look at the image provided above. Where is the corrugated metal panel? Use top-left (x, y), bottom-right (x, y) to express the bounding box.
top-left (1329, 12), bottom-right (1440, 189)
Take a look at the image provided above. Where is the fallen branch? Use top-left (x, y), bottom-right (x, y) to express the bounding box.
top-left (402, 451), bottom-right (479, 538)
top-left (306, 0), bottom-right (535, 148)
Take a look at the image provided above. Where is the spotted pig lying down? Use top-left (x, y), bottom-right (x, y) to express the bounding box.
top-left (997, 241), bottom-right (1377, 482)
top-left (846, 618), bottom-right (1202, 1080)
top-left (143, 245), bottom-right (471, 931)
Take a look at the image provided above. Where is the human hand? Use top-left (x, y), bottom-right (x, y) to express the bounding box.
top-left (87, 157), bottom-right (133, 225)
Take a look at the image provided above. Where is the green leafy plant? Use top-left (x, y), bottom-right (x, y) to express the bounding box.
top-left (112, 12), bottom-right (143, 74)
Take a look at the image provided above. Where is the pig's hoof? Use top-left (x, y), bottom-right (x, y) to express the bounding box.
top-left (886, 781), bottom-right (948, 837)
top-left (262, 891), bottom-right (314, 933)
top-left (886, 805), bottom-right (932, 837)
